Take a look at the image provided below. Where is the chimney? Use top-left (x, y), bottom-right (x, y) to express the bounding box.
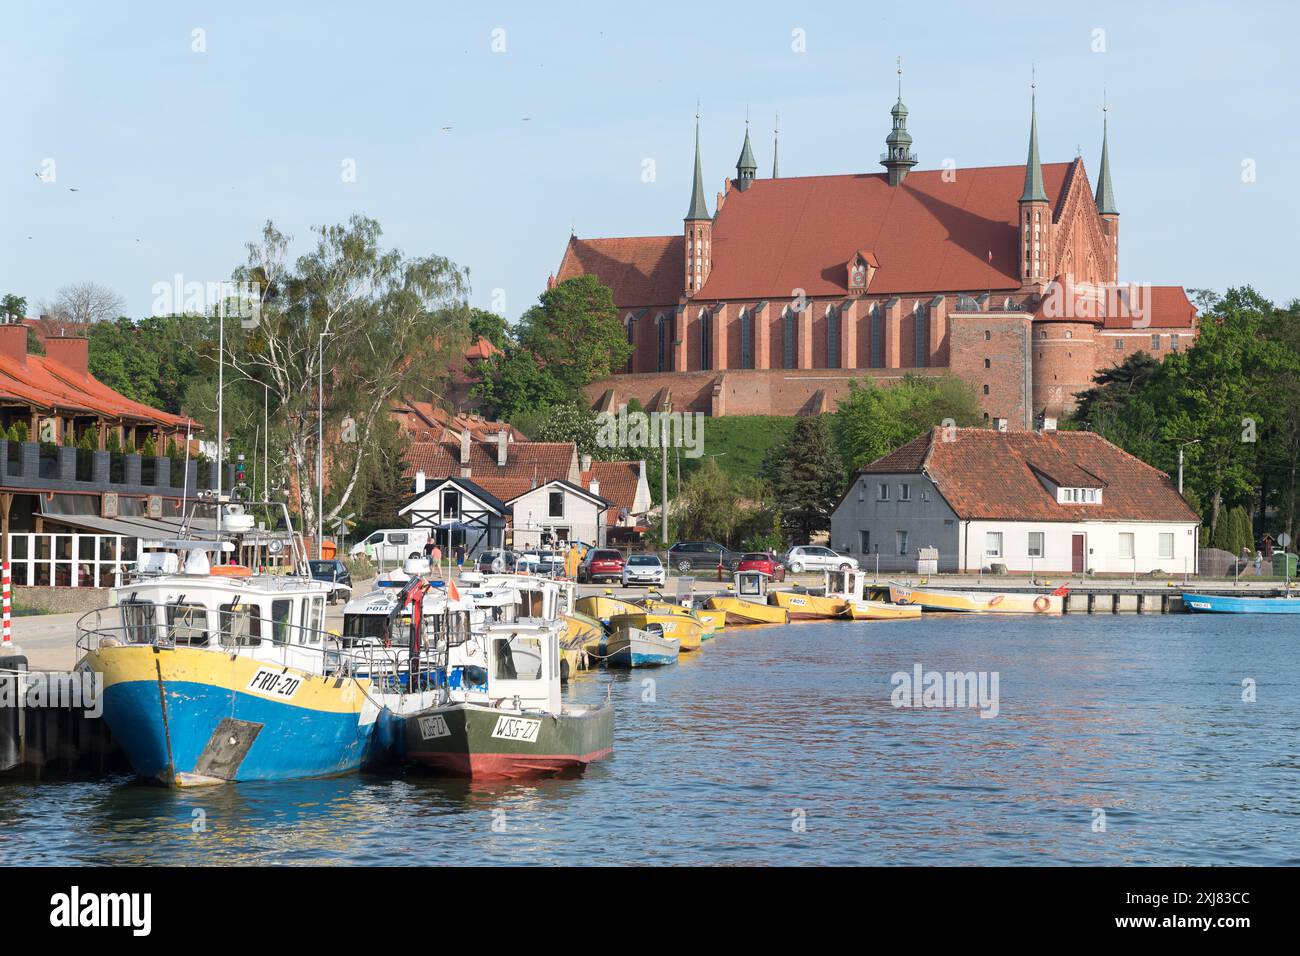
top-left (589, 479), bottom-right (600, 497)
top-left (497, 429), bottom-right (508, 467)
top-left (0, 324), bottom-right (29, 365)
top-left (459, 430), bottom-right (471, 466)
top-left (580, 453), bottom-right (592, 473)
top-left (414, 470), bottom-right (426, 494)
top-left (44, 336), bottom-right (90, 376)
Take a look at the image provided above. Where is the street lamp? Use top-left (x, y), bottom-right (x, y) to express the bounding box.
top-left (1177, 439), bottom-right (1201, 495)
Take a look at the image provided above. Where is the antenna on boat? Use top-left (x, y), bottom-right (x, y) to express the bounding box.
top-left (216, 296), bottom-right (225, 537)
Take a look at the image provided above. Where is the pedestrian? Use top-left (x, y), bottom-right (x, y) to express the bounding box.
top-left (431, 541), bottom-right (443, 564)
top-left (455, 543), bottom-right (465, 568)
top-left (1254, 550), bottom-right (1264, 575)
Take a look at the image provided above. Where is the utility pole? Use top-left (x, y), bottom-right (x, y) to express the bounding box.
top-left (1178, 439), bottom-right (1201, 495)
top-left (660, 418), bottom-right (669, 545)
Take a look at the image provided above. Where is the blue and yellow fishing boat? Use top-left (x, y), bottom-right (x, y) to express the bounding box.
top-left (77, 540), bottom-right (381, 786)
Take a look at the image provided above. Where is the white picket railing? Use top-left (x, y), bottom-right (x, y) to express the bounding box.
top-left (4, 533), bottom-right (134, 588)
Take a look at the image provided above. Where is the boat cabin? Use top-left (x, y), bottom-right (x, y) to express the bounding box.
top-left (824, 568), bottom-right (867, 601)
top-left (734, 569), bottom-right (773, 601)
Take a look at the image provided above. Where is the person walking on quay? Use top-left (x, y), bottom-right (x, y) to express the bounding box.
top-left (454, 543), bottom-right (465, 569)
top-left (564, 541), bottom-right (581, 579)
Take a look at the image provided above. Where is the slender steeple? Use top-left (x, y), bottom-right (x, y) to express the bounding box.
top-left (772, 114), bottom-right (780, 178)
top-left (1094, 100), bottom-right (1117, 215)
top-left (880, 57), bottom-right (917, 186)
top-left (735, 118), bottom-right (757, 191)
top-left (684, 110), bottom-right (710, 221)
top-left (1020, 76), bottom-right (1047, 203)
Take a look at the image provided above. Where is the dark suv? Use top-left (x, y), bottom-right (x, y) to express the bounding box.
top-left (308, 559), bottom-right (353, 604)
top-left (667, 541), bottom-right (744, 574)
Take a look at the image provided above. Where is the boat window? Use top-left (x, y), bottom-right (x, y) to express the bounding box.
top-left (343, 614), bottom-right (389, 642)
top-left (121, 600), bottom-right (155, 644)
top-left (739, 574), bottom-right (761, 596)
top-left (219, 602), bottom-right (262, 647)
top-left (270, 599), bottom-right (293, 646)
top-left (491, 635), bottom-right (544, 682)
top-left (166, 602), bottom-right (209, 646)
top-left (521, 590), bottom-right (545, 618)
top-left (304, 597), bottom-right (324, 643)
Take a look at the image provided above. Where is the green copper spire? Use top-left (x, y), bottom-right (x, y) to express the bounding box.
top-left (772, 114), bottom-right (780, 178)
top-left (684, 112), bottom-right (710, 221)
top-left (1019, 85), bottom-right (1048, 203)
top-left (1094, 108), bottom-right (1117, 215)
top-left (880, 58), bottom-right (918, 186)
top-left (736, 121), bottom-right (757, 191)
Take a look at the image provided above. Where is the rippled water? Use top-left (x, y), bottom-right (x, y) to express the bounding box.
top-left (2, 614), bottom-right (1297, 865)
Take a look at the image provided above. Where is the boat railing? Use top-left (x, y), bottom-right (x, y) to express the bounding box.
top-left (74, 603), bottom-right (440, 691)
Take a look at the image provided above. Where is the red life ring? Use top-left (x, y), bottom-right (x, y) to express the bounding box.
top-left (988, 594), bottom-right (1004, 606)
top-left (1033, 596), bottom-right (1050, 611)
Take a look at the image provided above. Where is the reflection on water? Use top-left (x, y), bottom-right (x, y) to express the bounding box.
top-left (2, 614), bottom-right (1297, 865)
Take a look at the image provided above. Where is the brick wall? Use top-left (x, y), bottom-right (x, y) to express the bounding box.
top-left (948, 313), bottom-right (1032, 428)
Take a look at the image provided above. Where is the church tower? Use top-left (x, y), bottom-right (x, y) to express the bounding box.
top-left (880, 60), bottom-right (917, 186)
top-left (1094, 104), bottom-right (1119, 284)
top-left (735, 122), bottom-right (757, 191)
top-left (684, 112), bottom-right (712, 296)
top-left (1018, 84), bottom-right (1052, 286)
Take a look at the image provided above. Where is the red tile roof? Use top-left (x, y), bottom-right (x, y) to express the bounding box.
top-left (393, 402), bottom-right (523, 443)
top-left (555, 235), bottom-right (684, 308)
top-left (1030, 281), bottom-right (1198, 330)
top-left (0, 352), bottom-right (191, 426)
top-left (694, 162), bottom-right (1073, 301)
top-left (403, 439), bottom-right (578, 483)
top-left (581, 460), bottom-right (643, 525)
top-left (858, 427), bottom-right (1199, 523)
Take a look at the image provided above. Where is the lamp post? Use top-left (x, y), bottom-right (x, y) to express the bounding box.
top-left (1177, 439), bottom-right (1201, 495)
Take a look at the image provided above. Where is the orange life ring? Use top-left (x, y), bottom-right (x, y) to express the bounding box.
top-left (988, 594), bottom-right (1004, 606)
top-left (1033, 596), bottom-right (1050, 611)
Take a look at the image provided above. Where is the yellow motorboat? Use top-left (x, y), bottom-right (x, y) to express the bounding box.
top-left (607, 611), bottom-right (705, 651)
top-left (641, 597), bottom-right (722, 638)
top-left (559, 612), bottom-right (603, 678)
top-left (575, 594), bottom-right (642, 621)
top-left (706, 570), bottom-right (790, 626)
top-left (889, 583), bottom-right (1066, 614)
top-left (769, 590), bottom-right (850, 620)
top-left (847, 599), bottom-right (922, 620)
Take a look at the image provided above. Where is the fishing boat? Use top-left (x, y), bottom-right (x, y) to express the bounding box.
top-left (607, 610), bottom-right (705, 651)
top-left (559, 611), bottom-right (602, 678)
top-left (706, 570), bottom-right (790, 625)
top-left (401, 573), bottom-right (613, 780)
top-left (769, 590), bottom-right (850, 620)
top-left (821, 568), bottom-right (921, 620)
top-left (591, 624), bottom-right (680, 668)
top-left (575, 594), bottom-right (642, 622)
top-left (889, 582), bottom-right (1067, 614)
top-left (76, 504), bottom-right (391, 786)
top-left (1182, 592), bottom-right (1300, 613)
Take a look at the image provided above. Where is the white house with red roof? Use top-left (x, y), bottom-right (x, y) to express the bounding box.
top-left (830, 427), bottom-right (1201, 575)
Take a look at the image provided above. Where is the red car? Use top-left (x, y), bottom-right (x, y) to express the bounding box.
top-left (578, 548), bottom-right (626, 583)
top-left (736, 552), bottom-right (786, 582)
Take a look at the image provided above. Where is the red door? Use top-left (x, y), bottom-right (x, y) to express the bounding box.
top-left (1071, 534), bottom-right (1085, 573)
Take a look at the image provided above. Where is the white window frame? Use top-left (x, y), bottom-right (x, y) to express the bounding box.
top-left (1118, 532), bottom-right (1135, 560)
top-left (1027, 531), bottom-right (1044, 558)
top-left (985, 532), bottom-right (1003, 558)
top-left (1158, 533), bottom-right (1174, 561)
top-left (877, 483), bottom-right (890, 501)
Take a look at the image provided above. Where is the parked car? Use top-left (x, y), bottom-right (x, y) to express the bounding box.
top-left (621, 553), bottom-right (666, 588)
top-left (667, 540), bottom-right (744, 574)
top-left (349, 528), bottom-right (430, 564)
top-left (736, 551), bottom-right (786, 582)
top-left (477, 549), bottom-right (518, 573)
top-left (784, 545), bottom-right (858, 574)
top-left (578, 548), bottom-right (626, 583)
top-left (308, 559), bottom-right (353, 604)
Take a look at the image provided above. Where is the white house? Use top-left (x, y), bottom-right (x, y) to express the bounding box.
top-left (398, 475), bottom-right (511, 558)
top-left (507, 478), bottom-right (611, 550)
top-left (829, 427), bottom-right (1201, 575)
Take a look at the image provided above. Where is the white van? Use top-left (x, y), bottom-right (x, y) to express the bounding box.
top-left (349, 528), bottom-right (430, 565)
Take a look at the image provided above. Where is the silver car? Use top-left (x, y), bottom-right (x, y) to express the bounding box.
top-left (621, 553), bottom-right (666, 587)
top-left (785, 545), bottom-right (858, 574)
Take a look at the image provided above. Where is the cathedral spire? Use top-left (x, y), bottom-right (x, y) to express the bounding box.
top-left (1019, 77), bottom-right (1047, 203)
top-left (772, 113), bottom-right (780, 178)
top-left (684, 109), bottom-right (710, 221)
top-left (880, 57), bottom-right (917, 186)
top-left (735, 118), bottom-right (757, 191)
top-left (1094, 100), bottom-right (1118, 216)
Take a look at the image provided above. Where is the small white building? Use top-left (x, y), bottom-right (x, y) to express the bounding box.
top-left (507, 478), bottom-right (610, 550)
top-left (830, 427), bottom-right (1201, 575)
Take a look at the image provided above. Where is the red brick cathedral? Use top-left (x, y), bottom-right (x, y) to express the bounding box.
top-left (551, 87), bottom-right (1197, 428)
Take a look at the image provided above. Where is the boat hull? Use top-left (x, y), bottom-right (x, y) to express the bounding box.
top-left (848, 599), bottom-right (922, 620)
top-left (83, 644), bottom-right (375, 785)
top-left (607, 612), bottom-right (704, 650)
top-left (602, 628), bottom-right (680, 667)
top-left (1182, 592), bottom-right (1300, 613)
top-left (404, 701), bottom-right (613, 780)
top-left (705, 595), bottom-right (790, 625)
top-left (640, 599), bottom-right (721, 638)
top-left (889, 584), bottom-right (1063, 614)
top-left (575, 595), bottom-right (641, 622)
top-left (769, 591), bottom-right (850, 620)
top-left (559, 613), bottom-right (601, 679)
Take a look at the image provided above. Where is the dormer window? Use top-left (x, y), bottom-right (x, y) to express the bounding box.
top-left (1059, 486), bottom-right (1102, 504)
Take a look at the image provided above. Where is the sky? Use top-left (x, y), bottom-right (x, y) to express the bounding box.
top-left (3, 0), bottom-right (1297, 323)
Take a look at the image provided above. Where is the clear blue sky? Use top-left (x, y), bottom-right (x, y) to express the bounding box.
top-left (3, 0), bottom-right (1296, 322)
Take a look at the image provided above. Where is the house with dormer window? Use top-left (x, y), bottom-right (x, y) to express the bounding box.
top-left (830, 426), bottom-right (1200, 575)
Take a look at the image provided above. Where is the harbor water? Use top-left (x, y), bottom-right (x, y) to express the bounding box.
top-left (1, 613), bottom-right (1296, 866)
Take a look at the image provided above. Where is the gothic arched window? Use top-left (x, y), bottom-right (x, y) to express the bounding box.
top-left (914, 303), bottom-right (928, 368)
top-left (870, 304), bottom-right (884, 368)
top-left (827, 306), bottom-right (840, 369)
top-left (655, 313), bottom-right (666, 372)
top-left (740, 308), bottom-right (753, 369)
top-left (782, 308), bottom-right (795, 369)
top-left (699, 309), bottom-right (712, 370)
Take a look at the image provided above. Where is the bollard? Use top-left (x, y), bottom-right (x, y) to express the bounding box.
top-left (1, 559), bottom-right (18, 655)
